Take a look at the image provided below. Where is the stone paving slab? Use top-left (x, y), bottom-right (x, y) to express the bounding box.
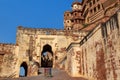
top-left (0, 68), bottom-right (88, 80)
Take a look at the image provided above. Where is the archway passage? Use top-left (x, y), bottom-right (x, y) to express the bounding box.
top-left (41, 44), bottom-right (53, 67)
top-left (19, 62), bottom-right (28, 77)
top-left (41, 44), bottom-right (53, 55)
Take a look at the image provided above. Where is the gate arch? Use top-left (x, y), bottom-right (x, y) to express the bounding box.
top-left (41, 44), bottom-right (53, 67)
top-left (19, 62), bottom-right (28, 77)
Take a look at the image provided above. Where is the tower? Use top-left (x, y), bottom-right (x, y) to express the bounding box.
top-left (64, 1), bottom-right (84, 31)
top-left (71, 1), bottom-right (84, 30)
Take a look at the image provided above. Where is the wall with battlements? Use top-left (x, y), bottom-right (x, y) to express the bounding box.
top-left (0, 0), bottom-right (120, 78)
top-left (0, 43), bottom-right (19, 78)
top-left (16, 26), bottom-right (86, 66)
top-left (0, 25), bottom-right (87, 78)
top-left (0, 26), bottom-right (86, 78)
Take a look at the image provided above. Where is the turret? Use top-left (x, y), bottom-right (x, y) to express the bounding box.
top-left (64, 1), bottom-right (84, 31)
top-left (64, 11), bottom-right (72, 30)
top-left (71, 1), bottom-right (84, 30)
top-left (72, 1), bottom-right (82, 11)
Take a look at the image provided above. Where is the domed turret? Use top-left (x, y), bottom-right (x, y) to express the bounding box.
top-left (72, 1), bottom-right (82, 11)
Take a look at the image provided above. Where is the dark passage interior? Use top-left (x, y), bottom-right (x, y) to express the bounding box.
top-left (41, 44), bottom-right (53, 67)
top-left (19, 62), bottom-right (28, 77)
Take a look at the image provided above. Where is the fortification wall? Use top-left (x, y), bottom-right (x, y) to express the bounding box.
top-left (66, 10), bottom-right (120, 80)
top-left (0, 43), bottom-right (17, 53)
top-left (16, 26), bottom-right (87, 65)
top-left (0, 43), bottom-right (19, 78)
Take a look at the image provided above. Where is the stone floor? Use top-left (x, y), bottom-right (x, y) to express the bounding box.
top-left (0, 68), bottom-right (88, 80)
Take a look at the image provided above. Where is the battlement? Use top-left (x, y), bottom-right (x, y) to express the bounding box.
top-left (0, 43), bottom-right (17, 54)
top-left (17, 26), bottom-right (66, 35)
top-left (17, 26), bottom-right (86, 36)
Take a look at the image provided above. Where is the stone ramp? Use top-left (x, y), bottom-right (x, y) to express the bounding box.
top-left (0, 68), bottom-right (88, 80)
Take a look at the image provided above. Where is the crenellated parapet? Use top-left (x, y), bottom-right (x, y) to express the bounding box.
top-left (17, 26), bottom-right (65, 35)
top-left (0, 43), bottom-right (19, 78)
top-left (17, 26), bottom-right (87, 44)
top-left (0, 43), bottom-right (17, 54)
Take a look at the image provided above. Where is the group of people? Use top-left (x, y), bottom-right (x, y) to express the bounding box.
top-left (41, 51), bottom-right (53, 77)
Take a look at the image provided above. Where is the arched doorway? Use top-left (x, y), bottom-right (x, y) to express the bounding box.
top-left (41, 44), bottom-right (53, 67)
top-left (19, 62), bottom-right (28, 77)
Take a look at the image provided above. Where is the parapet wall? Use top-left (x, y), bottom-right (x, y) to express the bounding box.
top-left (0, 43), bottom-right (19, 78)
top-left (17, 26), bottom-right (87, 36)
top-left (17, 26), bottom-right (65, 35)
top-left (0, 43), bottom-right (17, 54)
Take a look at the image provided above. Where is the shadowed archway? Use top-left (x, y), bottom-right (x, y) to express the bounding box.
top-left (19, 62), bottom-right (28, 77)
top-left (41, 44), bottom-right (53, 67)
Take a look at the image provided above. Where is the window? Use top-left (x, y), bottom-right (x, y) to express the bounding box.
top-left (74, 13), bottom-right (77, 16)
top-left (90, 2), bottom-right (92, 7)
top-left (94, 7), bottom-right (96, 12)
top-left (67, 20), bottom-right (70, 23)
top-left (93, 0), bottom-right (95, 4)
top-left (71, 20), bottom-right (73, 22)
top-left (90, 9), bottom-right (93, 14)
top-left (67, 27), bottom-right (71, 30)
top-left (98, 4), bottom-right (101, 10)
top-left (67, 14), bottom-right (69, 16)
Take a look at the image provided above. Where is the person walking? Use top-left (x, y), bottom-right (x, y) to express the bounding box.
top-left (46, 52), bottom-right (53, 77)
top-left (41, 52), bottom-right (48, 76)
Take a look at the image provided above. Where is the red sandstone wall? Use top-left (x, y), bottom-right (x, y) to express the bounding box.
top-left (67, 11), bottom-right (120, 80)
top-left (81, 12), bottom-right (120, 80)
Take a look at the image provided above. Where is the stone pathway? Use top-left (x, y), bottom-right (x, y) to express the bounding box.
top-left (0, 68), bottom-right (88, 80)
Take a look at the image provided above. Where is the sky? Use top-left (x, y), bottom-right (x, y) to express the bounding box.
top-left (0, 0), bottom-right (81, 43)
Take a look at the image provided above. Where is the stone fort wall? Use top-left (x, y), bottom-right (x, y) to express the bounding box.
top-left (0, 25), bottom-right (86, 78)
top-left (0, 43), bottom-right (19, 77)
top-left (66, 10), bottom-right (120, 80)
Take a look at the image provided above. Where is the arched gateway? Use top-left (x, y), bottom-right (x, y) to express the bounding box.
top-left (41, 44), bottom-right (53, 67)
top-left (19, 62), bottom-right (28, 77)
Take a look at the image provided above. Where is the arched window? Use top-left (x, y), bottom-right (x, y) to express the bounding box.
top-left (67, 20), bottom-right (70, 23)
top-left (67, 13), bottom-right (69, 16)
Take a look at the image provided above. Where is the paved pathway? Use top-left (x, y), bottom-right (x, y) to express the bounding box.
top-left (0, 68), bottom-right (88, 80)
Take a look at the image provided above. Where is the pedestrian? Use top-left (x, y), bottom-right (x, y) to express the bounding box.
top-left (41, 52), bottom-right (48, 76)
top-left (46, 52), bottom-right (53, 77)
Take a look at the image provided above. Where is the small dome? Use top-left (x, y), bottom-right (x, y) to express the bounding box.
top-left (71, 1), bottom-right (81, 7)
top-left (71, 1), bottom-right (82, 11)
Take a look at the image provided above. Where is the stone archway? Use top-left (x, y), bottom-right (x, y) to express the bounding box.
top-left (19, 62), bottom-right (28, 77)
top-left (41, 44), bottom-right (53, 67)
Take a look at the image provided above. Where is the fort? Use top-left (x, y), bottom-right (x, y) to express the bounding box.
top-left (0, 0), bottom-right (120, 80)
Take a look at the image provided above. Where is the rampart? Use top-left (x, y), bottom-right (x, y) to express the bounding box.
top-left (66, 10), bottom-right (120, 80)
